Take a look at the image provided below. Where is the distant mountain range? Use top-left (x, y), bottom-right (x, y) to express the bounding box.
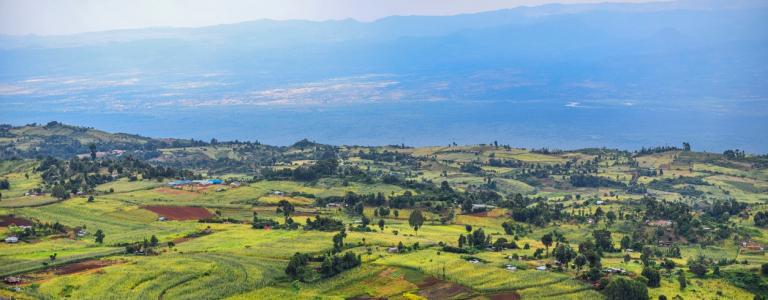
top-left (0, 0), bottom-right (766, 152)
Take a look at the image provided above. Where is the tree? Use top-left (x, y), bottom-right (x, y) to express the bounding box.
top-left (620, 236), bottom-right (631, 250)
top-left (677, 270), bottom-right (687, 290)
top-left (593, 229), bottom-right (613, 252)
top-left (277, 200), bottom-right (295, 221)
top-left (688, 256), bottom-right (708, 277)
top-left (541, 233), bottom-right (554, 256)
top-left (88, 195), bottom-right (95, 202)
top-left (52, 184), bottom-right (69, 199)
top-left (94, 229), bottom-right (105, 244)
top-left (604, 277), bottom-right (649, 300)
top-left (574, 254), bottom-right (587, 271)
top-left (461, 198), bottom-right (473, 213)
top-left (755, 212), bottom-right (768, 227)
top-left (285, 252), bottom-right (311, 280)
top-left (553, 244), bottom-right (575, 266)
top-left (150, 235), bottom-right (159, 247)
top-left (640, 246), bottom-right (654, 266)
top-left (458, 234), bottom-right (467, 248)
top-left (353, 202), bottom-right (364, 215)
top-left (378, 219), bottom-right (385, 231)
top-left (762, 263), bottom-right (768, 276)
top-left (332, 229), bottom-right (347, 253)
top-left (89, 143), bottom-right (97, 160)
top-left (408, 209), bottom-right (424, 235)
top-left (606, 211), bottom-right (616, 224)
top-left (594, 207), bottom-right (605, 222)
top-left (642, 267), bottom-right (661, 287)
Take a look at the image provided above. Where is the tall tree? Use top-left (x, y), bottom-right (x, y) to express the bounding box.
top-left (541, 233), bottom-right (554, 256)
top-left (94, 229), bottom-right (105, 244)
top-left (408, 209), bottom-right (424, 235)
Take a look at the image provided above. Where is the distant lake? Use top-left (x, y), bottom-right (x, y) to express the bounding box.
top-left (3, 100), bottom-right (766, 153)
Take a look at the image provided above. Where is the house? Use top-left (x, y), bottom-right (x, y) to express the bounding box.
top-left (741, 240), bottom-right (765, 251)
top-left (5, 236), bottom-right (19, 243)
top-left (168, 180), bottom-right (192, 187)
top-left (229, 181), bottom-right (242, 187)
top-left (3, 277), bottom-right (22, 284)
top-left (387, 247), bottom-right (399, 253)
top-left (595, 200), bottom-right (604, 205)
top-left (158, 216), bottom-right (167, 221)
top-left (536, 266), bottom-right (547, 271)
top-left (647, 220), bottom-right (673, 227)
top-left (326, 203), bottom-right (343, 209)
top-left (471, 204), bottom-right (496, 212)
top-left (603, 267), bottom-right (627, 274)
top-left (271, 190), bottom-right (285, 196)
top-left (76, 229), bottom-right (87, 237)
top-left (505, 265), bottom-right (517, 271)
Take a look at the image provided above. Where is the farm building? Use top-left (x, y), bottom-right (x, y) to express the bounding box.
top-left (326, 203), bottom-right (343, 209)
top-left (4, 236), bottom-right (19, 243)
top-left (647, 220), bottom-right (673, 227)
top-left (741, 240), bottom-right (765, 251)
top-left (167, 179), bottom-right (223, 187)
top-left (471, 204), bottom-right (496, 212)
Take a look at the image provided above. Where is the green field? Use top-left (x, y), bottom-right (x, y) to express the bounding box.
top-left (1, 135), bottom-right (767, 300)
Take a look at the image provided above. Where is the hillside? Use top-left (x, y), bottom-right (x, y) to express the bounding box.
top-left (0, 124), bottom-right (767, 299)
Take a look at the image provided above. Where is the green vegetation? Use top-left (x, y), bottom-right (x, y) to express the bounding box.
top-left (0, 125), bottom-right (766, 299)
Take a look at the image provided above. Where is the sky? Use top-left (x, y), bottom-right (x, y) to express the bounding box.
top-left (0, 0), bottom-right (662, 36)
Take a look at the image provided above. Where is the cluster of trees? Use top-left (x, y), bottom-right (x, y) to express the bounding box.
top-left (285, 251), bottom-right (361, 282)
top-left (509, 201), bottom-right (566, 226)
top-left (37, 156), bottom-right (194, 199)
top-left (723, 149), bottom-right (747, 160)
top-left (648, 176), bottom-right (709, 197)
top-left (635, 145), bottom-right (681, 155)
top-left (124, 235), bottom-right (161, 255)
top-left (6, 221), bottom-right (67, 241)
top-left (304, 216), bottom-right (345, 231)
top-left (0, 178), bottom-right (9, 189)
top-left (455, 227), bottom-right (518, 251)
top-left (261, 158), bottom-right (340, 182)
top-left (356, 149), bottom-right (418, 165)
top-left (251, 212), bottom-right (279, 229)
top-left (754, 211), bottom-right (768, 227)
top-left (570, 175), bottom-right (626, 188)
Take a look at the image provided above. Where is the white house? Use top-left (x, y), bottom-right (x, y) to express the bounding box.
top-left (5, 236), bottom-right (19, 243)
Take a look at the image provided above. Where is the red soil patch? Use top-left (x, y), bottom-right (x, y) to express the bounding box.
top-left (143, 206), bottom-right (213, 220)
top-left (487, 292), bottom-right (521, 300)
top-left (0, 215), bottom-right (34, 227)
top-left (416, 276), bottom-right (472, 299)
top-left (53, 260), bottom-right (120, 275)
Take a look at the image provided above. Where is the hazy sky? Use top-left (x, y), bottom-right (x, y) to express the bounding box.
top-left (0, 0), bottom-right (661, 36)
